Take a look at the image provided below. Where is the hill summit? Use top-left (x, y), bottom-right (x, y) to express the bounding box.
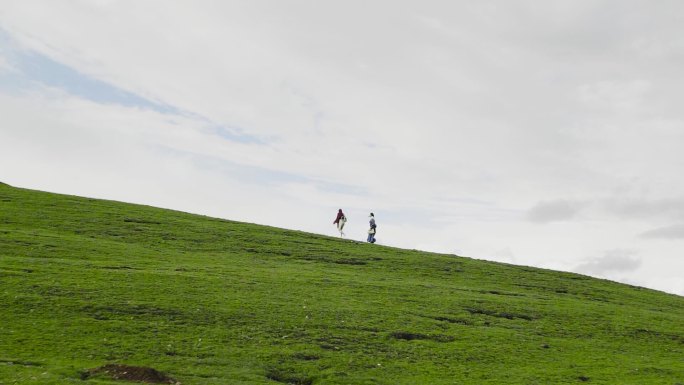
top-left (1, 183), bottom-right (683, 384)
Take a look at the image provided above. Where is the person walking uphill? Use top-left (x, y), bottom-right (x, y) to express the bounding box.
top-left (367, 213), bottom-right (377, 243)
top-left (333, 209), bottom-right (347, 237)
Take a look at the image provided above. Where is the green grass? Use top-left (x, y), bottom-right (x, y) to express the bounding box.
top-left (1, 183), bottom-right (683, 384)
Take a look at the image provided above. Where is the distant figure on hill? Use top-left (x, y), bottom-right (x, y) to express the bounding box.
top-left (333, 209), bottom-right (347, 237)
top-left (367, 213), bottom-right (376, 243)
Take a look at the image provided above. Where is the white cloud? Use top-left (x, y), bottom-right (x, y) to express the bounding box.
top-left (575, 249), bottom-right (642, 275)
top-left (527, 199), bottom-right (587, 223)
top-left (604, 198), bottom-right (684, 221)
top-left (577, 80), bottom-right (652, 112)
top-left (640, 224), bottom-right (684, 239)
top-left (0, 55), bottom-right (13, 73)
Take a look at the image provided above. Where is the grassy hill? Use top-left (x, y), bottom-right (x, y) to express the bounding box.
top-left (1, 183), bottom-right (683, 385)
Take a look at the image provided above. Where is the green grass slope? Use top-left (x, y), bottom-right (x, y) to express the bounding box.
top-left (1, 184), bottom-right (683, 385)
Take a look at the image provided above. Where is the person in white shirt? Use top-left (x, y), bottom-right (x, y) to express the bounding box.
top-left (367, 213), bottom-right (376, 243)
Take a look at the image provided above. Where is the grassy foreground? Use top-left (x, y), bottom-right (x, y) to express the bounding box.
top-left (1, 183), bottom-right (683, 385)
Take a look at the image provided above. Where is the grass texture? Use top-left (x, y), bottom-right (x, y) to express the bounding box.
top-left (1, 183), bottom-right (683, 384)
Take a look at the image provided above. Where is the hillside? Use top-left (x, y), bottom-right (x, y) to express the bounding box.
top-left (1, 183), bottom-right (683, 385)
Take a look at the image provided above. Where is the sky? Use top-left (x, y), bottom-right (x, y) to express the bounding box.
top-left (1, 1), bottom-right (683, 296)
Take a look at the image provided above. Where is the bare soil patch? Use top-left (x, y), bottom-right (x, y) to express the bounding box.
top-left (265, 368), bottom-right (314, 385)
top-left (84, 364), bottom-right (178, 384)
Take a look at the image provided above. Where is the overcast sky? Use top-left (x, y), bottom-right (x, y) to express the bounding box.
top-left (1, 1), bottom-right (683, 296)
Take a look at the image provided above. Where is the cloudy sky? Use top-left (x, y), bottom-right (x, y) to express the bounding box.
top-left (1, 1), bottom-right (683, 296)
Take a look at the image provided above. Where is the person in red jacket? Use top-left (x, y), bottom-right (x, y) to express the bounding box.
top-left (333, 209), bottom-right (347, 237)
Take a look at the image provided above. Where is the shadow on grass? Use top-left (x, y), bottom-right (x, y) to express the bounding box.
top-left (390, 331), bottom-right (455, 342)
top-left (265, 367), bottom-right (314, 385)
top-left (465, 307), bottom-right (535, 321)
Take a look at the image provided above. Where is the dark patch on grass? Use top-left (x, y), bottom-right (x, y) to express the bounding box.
top-left (433, 316), bottom-right (473, 325)
top-left (341, 325), bottom-right (380, 333)
top-left (390, 332), bottom-right (455, 342)
top-left (292, 352), bottom-right (321, 361)
top-left (466, 308), bottom-right (535, 321)
top-left (578, 375), bottom-right (590, 382)
top-left (298, 255), bottom-right (369, 265)
top-left (29, 284), bottom-right (89, 298)
top-left (638, 366), bottom-right (676, 375)
top-left (430, 334), bottom-right (456, 342)
top-left (82, 304), bottom-right (184, 320)
top-left (317, 335), bottom-right (346, 351)
top-left (391, 332), bottom-right (427, 341)
top-left (319, 343), bottom-right (339, 351)
top-left (0, 268), bottom-right (33, 275)
top-left (632, 328), bottom-right (684, 344)
top-left (100, 265), bottom-right (136, 270)
top-left (11, 239), bottom-right (34, 246)
top-left (333, 259), bottom-right (367, 266)
top-left (84, 364), bottom-right (176, 384)
top-left (102, 230), bottom-right (126, 237)
top-left (481, 290), bottom-right (525, 297)
top-left (441, 266), bottom-right (464, 273)
top-left (265, 368), bottom-right (314, 385)
top-left (586, 296), bottom-right (611, 303)
top-left (123, 218), bottom-right (162, 225)
top-left (569, 275), bottom-right (591, 280)
top-left (0, 359), bottom-right (42, 366)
